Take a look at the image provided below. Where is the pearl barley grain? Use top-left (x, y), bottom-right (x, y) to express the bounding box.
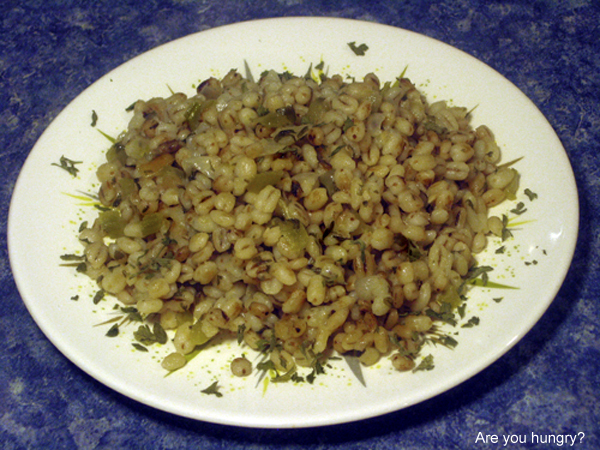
top-left (231, 357), bottom-right (252, 377)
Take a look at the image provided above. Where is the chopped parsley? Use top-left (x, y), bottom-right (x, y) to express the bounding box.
top-left (91, 110), bottom-right (98, 127)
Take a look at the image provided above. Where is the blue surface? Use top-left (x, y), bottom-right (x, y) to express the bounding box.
top-left (1, 1), bottom-right (599, 449)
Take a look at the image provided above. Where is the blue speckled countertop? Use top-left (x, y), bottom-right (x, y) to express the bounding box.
top-left (1, 1), bottom-right (599, 449)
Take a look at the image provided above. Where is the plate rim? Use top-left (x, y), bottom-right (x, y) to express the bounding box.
top-left (7, 16), bottom-right (579, 428)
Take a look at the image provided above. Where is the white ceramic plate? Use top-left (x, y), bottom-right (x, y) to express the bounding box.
top-left (8, 17), bottom-right (578, 428)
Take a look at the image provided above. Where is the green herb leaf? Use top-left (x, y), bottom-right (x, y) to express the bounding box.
top-left (407, 240), bottom-right (422, 262)
top-left (413, 354), bottom-right (435, 372)
top-left (457, 303), bottom-right (466, 319)
top-left (132, 343), bottom-right (148, 352)
top-left (97, 129), bottom-right (117, 144)
top-left (510, 202), bottom-right (527, 215)
top-left (461, 316), bottom-right (480, 328)
top-left (133, 325), bottom-right (154, 345)
top-left (201, 381), bottom-right (223, 397)
top-left (106, 324), bottom-right (119, 337)
top-left (468, 279), bottom-right (519, 289)
top-left (342, 117), bottom-right (354, 131)
top-left (271, 367), bottom-right (297, 383)
top-left (52, 155), bottom-right (82, 177)
top-left (134, 324), bottom-right (166, 346)
top-left (243, 59), bottom-right (254, 83)
top-left (466, 265), bottom-right (494, 286)
top-left (237, 324), bottom-right (246, 345)
top-left (290, 372), bottom-right (305, 383)
top-left (121, 306), bottom-right (143, 323)
top-left (329, 145), bottom-right (345, 159)
top-left (348, 41), bottom-right (369, 56)
top-left (352, 239), bottom-right (367, 267)
top-left (91, 110), bottom-right (98, 127)
top-left (256, 360), bottom-right (276, 373)
top-left (153, 322), bottom-right (168, 345)
top-left (256, 334), bottom-right (281, 355)
top-left (524, 188), bottom-right (538, 201)
top-left (436, 334), bottom-right (459, 348)
top-left (60, 253), bottom-right (85, 261)
top-left (425, 308), bottom-right (457, 327)
top-left (501, 214), bottom-right (513, 241)
top-left (93, 289), bottom-right (105, 305)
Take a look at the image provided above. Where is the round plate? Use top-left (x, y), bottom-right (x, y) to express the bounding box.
top-left (8, 17), bottom-right (578, 428)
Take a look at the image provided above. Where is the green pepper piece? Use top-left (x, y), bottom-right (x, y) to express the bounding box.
top-left (302, 97), bottom-right (327, 124)
top-left (503, 168), bottom-right (520, 201)
top-left (185, 100), bottom-right (216, 130)
top-left (139, 212), bottom-right (164, 237)
top-left (99, 210), bottom-right (126, 239)
top-left (437, 285), bottom-right (462, 310)
top-left (246, 171), bottom-right (284, 193)
top-left (318, 170), bottom-right (337, 196)
top-left (278, 219), bottom-right (309, 258)
top-left (106, 142), bottom-right (127, 164)
top-left (255, 106), bottom-right (295, 128)
top-left (118, 177), bottom-right (137, 200)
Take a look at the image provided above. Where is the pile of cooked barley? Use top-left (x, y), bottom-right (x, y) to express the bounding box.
top-left (78, 67), bottom-right (518, 378)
